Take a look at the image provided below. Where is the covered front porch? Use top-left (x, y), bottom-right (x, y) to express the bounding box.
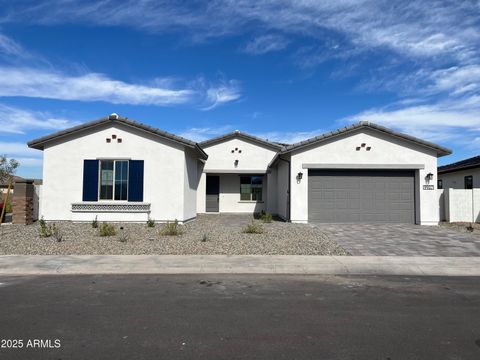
top-left (197, 171), bottom-right (271, 214)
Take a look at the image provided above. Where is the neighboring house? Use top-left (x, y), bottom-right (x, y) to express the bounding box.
top-left (0, 176), bottom-right (42, 195)
top-left (28, 114), bottom-right (451, 225)
top-left (438, 156), bottom-right (480, 189)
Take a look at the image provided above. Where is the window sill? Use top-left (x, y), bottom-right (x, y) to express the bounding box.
top-left (71, 202), bottom-right (151, 213)
top-left (238, 201), bottom-right (264, 204)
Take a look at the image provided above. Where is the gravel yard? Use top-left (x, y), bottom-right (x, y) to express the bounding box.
top-left (0, 214), bottom-right (347, 255)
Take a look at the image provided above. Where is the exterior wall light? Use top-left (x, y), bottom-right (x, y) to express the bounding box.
top-left (234, 159), bottom-right (239, 167)
top-left (297, 172), bottom-right (303, 180)
top-left (426, 172), bottom-right (434, 181)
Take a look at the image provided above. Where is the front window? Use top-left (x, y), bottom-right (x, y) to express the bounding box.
top-left (437, 179), bottom-right (443, 189)
top-left (240, 176), bottom-right (263, 201)
top-left (465, 175), bottom-right (473, 189)
top-left (99, 160), bottom-right (129, 200)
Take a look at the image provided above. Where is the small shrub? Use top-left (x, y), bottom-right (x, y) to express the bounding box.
top-left (5, 202), bottom-right (12, 214)
top-left (201, 233), bottom-right (208, 242)
top-left (160, 219), bottom-right (182, 236)
top-left (98, 222), bottom-right (116, 237)
top-left (261, 212), bottom-right (272, 223)
top-left (52, 224), bottom-right (63, 242)
top-left (91, 216), bottom-right (98, 229)
top-left (147, 218), bottom-right (155, 228)
top-left (242, 220), bottom-right (264, 234)
top-left (39, 216), bottom-right (54, 237)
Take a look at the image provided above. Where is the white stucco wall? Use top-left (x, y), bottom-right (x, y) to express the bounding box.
top-left (218, 174), bottom-right (266, 213)
top-left (202, 137), bottom-right (278, 172)
top-left (288, 128), bottom-right (440, 225)
top-left (183, 150), bottom-right (200, 221)
top-left (444, 188), bottom-right (480, 222)
top-left (439, 168), bottom-right (480, 189)
top-left (198, 136), bottom-right (278, 214)
top-left (275, 156), bottom-right (290, 220)
top-left (197, 172), bottom-right (207, 213)
top-left (41, 122), bottom-right (198, 222)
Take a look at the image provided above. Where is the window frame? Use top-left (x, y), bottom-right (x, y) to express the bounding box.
top-left (464, 175), bottom-right (473, 190)
top-left (437, 179), bottom-right (443, 190)
top-left (239, 175), bottom-right (263, 202)
top-left (98, 159), bottom-right (129, 201)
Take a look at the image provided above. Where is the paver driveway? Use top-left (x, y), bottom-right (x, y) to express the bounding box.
top-left (315, 224), bottom-right (480, 256)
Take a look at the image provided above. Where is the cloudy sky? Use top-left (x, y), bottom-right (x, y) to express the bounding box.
top-left (1, 0), bottom-right (479, 178)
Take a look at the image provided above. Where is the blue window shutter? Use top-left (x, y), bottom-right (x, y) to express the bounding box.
top-left (82, 160), bottom-right (99, 201)
top-left (128, 160), bottom-right (144, 202)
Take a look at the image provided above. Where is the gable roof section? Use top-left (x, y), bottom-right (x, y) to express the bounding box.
top-left (27, 114), bottom-right (208, 160)
top-left (268, 121), bottom-right (452, 168)
top-left (283, 121), bottom-right (450, 156)
top-left (199, 130), bottom-right (285, 151)
top-left (438, 155), bottom-right (480, 174)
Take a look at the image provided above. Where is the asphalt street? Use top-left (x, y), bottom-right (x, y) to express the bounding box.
top-left (0, 274), bottom-right (479, 360)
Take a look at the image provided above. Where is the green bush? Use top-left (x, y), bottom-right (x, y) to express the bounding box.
top-left (52, 224), bottom-right (63, 242)
top-left (160, 219), bottom-right (182, 236)
top-left (5, 202), bottom-right (12, 214)
top-left (39, 216), bottom-right (54, 237)
top-left (98, 222), bottom-right (116, 237)
top-left (91, 216), bottom-right (98, 229)
top-left (261, 212), bottom-right (272, 223)
top-left (147, 218), bottom-right (155, 228)
top-left (242, 220), bottom-right (264, 234)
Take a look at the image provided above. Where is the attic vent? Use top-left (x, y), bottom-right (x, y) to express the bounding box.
top-left (109, 113), bottom-right (119, 120)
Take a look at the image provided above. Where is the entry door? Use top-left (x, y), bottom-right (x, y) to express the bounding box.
top-left (206, 175), bottom-right (220, 212)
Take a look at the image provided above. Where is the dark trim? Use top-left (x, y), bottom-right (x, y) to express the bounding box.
top-left (27, 115), bottom-right (208, 160)
top-left (199, 130), bottom-right (284, 150)
top-left (438, 156), bottom-right (480, 174)
top-left (278, 121), bottom-right (451, 158)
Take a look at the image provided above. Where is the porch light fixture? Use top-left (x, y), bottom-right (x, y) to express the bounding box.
top-left (234, 159), bottom-right (239, 167)
top-left (297, 172), bottom-right (303, 180)
top-left (426, 172), bottom-right (434, 181)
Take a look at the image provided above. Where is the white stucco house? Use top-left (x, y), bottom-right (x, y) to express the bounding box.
top-left (28, 114), bottom-right (451, 225)
top-left (438, 155), bottom-right (480, 190)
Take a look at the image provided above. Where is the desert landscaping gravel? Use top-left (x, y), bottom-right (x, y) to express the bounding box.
top-left (0, 214), bottom-right (348, 255)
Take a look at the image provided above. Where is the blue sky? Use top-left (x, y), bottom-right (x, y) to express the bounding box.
top-left (1, 0), bottom-right (479, 178)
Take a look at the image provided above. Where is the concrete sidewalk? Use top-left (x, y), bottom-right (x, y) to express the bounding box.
top-left (0, 255), bottom-right (479, 276)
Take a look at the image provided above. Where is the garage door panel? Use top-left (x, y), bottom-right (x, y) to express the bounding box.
top-left (308, 169), bottom-right (415, 224)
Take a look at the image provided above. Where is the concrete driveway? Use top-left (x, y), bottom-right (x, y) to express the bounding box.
top-left (315, 223), bottom-right (480, 256)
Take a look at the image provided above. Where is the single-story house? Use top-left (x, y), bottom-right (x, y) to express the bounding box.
top-left (438, 156), bottom-right (480, 189)
top-left (28, 114), bottom-right (451, 225)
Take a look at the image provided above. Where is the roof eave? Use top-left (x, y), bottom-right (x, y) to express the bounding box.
top-left (281, 122), bottom-right (452, 157)
top-left (200, 131), bottom-right (284, 150)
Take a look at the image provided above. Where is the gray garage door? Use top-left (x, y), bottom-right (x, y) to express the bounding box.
top-left (308, 169), bottom-right (415, 223)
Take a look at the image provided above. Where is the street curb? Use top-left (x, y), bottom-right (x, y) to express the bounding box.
top-left (0, 255), bottom-right (479, 276)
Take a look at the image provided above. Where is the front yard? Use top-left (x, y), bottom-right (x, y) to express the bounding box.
top-left (0, 214), bottom-right (347, 255)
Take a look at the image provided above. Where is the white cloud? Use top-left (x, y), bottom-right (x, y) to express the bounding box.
top-left (201, 79), bottom-right (241, 110)
top-left (254, 129), bottom-right (325, 144)
top-left (0, 67), bottom-right (194, 105)
top-left (0, 103), bottom-right (78, 134)
top-left (0, 67), bottom-right (241, 109)
top-left (0, 34), bottom-right (28, 57)
top-left (0, 142), bottom-right (43, 172)
top-left (243, 34), bottom-right (289, 55)
top-left (0, 142), bottom-right (40, 157)
top-left (344, 96), bottom-right (480, 145)
top-left (178, 125), bottom-right (234, 142)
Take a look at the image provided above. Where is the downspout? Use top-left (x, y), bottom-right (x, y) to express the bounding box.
top-left (277, 156), bottom-right (291, 221)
